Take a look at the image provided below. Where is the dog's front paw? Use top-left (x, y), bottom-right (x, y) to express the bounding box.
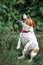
top-left (17, 46), bottom-right (20, 50)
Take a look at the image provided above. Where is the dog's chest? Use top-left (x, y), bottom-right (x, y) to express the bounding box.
top-left (21, 33), bottom-right (32, 45)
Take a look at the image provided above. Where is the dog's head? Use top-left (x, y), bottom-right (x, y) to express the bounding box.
top-left (20, 14), bottom-right (29, 24)
top-left (21, 14), bottom-right (35, 27)
top-left (22, 14), bottom-right (27, 20)
top-left (21, 14), bottom-right (29, 21)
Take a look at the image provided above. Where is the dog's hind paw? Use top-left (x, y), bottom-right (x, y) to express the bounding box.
top-left (17, 56), bottom-right (25, 59)
top-left (28, 59), bottom-right (32, 62)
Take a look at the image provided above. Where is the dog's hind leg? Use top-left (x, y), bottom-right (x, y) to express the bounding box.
top-left (17, 41), bottom-right (32, 59)
top-left (28, 51), bottom-right (37, 62)
top-left (17, 45), bottom-right (26, 59)
top-left (28, 49), bottom-right (39, 62)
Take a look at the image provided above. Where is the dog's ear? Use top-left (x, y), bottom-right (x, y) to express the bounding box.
top-left (33, 22), bottom-right (35, 27)
top-left (30, 22), bottom-right (35, 27)
top-left (29, 18), bottom-right (35, 27)
top-left (25, 17), bottom-right (35, 27)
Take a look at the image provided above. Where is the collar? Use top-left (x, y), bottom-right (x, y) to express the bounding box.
top-left (21, 30), bottom-right (30, 33)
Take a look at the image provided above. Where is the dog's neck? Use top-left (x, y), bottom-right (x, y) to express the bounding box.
top-left (22, 23), bottom-right (34, 33)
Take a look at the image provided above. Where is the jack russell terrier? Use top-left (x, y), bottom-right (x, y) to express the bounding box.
top-left (17, 14), bottom-right (39, 62)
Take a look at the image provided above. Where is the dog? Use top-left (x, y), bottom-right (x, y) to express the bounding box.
top-left (17, 14), bottom-right (39, 62)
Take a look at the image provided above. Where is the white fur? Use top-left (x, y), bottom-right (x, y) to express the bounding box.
top-left (28, 52), bottom-right (37, 62)
top-left (17, 21), bottom-right (39, 62)
top-left (23, 14), bottom-right (27, 19)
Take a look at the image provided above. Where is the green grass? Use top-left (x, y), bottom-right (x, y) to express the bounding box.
top-left (0, 31), bottom-right (43, 65)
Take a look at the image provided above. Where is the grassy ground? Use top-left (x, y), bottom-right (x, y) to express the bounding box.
top-left (0, 22), bottom-right (43, 65)
top-left (0, 31), bottom-right (43, 65)
top-left (14, 32), bottom-right (43, 65)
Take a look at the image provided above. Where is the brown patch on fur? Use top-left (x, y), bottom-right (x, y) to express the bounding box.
top-left (25, 17), bottom-right (35, 27)
top-left (32, 49), bottom-right (39, 53)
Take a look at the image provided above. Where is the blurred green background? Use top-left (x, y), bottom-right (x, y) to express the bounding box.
top-left (0, 0), bottom-right (43, 65)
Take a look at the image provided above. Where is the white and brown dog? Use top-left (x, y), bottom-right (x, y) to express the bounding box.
top-left (17, 14), bottom-right (39, 62)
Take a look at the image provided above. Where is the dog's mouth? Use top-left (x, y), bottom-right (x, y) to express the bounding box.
top-left (20, 18), bottom-right (25, 23)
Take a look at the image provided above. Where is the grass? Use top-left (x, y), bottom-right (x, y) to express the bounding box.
top-left (0, 31), bottom-right (43, 65)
